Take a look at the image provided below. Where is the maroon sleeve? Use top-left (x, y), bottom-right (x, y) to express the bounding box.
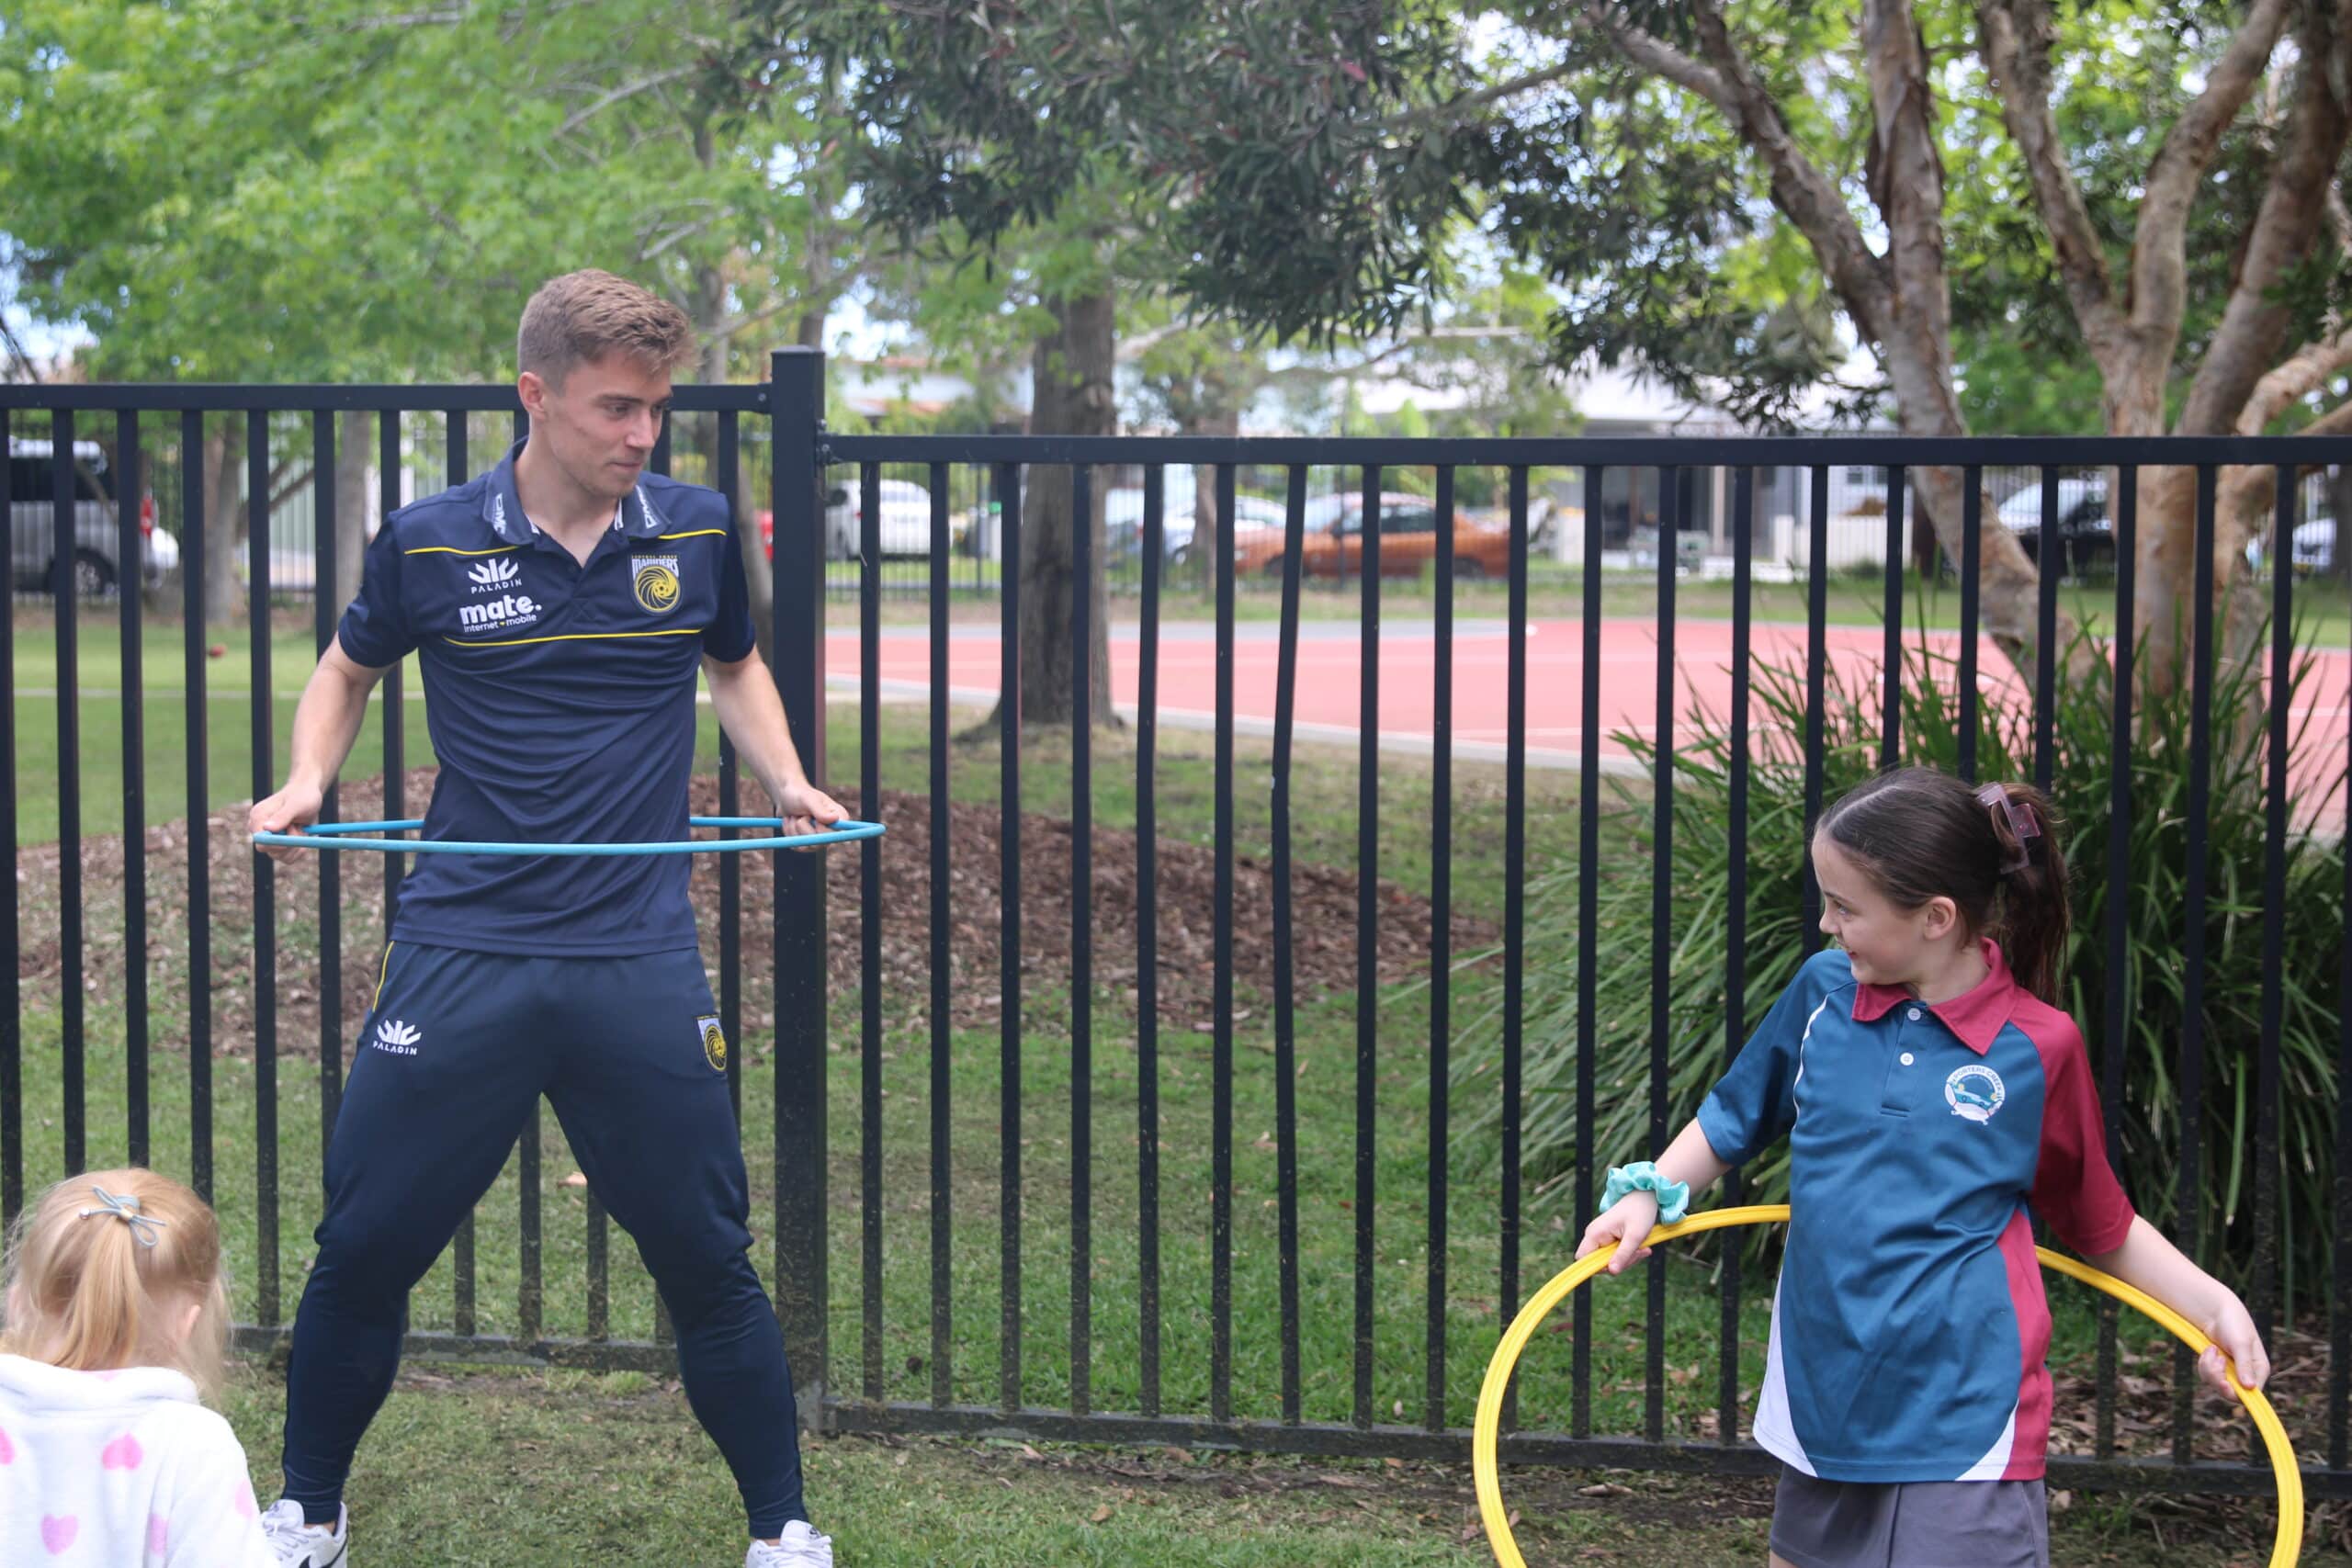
top-left (2028, 1015), bottom-right (2136, 1256)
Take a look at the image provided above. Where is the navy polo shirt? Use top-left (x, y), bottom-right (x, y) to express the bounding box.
top-left (336, 442), bottom-right (757, 955)
top-left (1696, 943), bottom-right (2134, 1483)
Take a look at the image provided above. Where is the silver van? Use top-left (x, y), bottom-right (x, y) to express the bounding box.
top-left (7, 436), bottom-right (177, 599)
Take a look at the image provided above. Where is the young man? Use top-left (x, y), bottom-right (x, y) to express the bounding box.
top-left (247, 270), bottom-right (842, 1567)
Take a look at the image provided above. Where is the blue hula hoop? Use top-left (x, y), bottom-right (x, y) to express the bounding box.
top-left (251, 817), bottom-right (886, 857)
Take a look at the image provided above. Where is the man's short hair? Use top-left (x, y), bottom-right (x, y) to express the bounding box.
top-left (518, 270), bottom-right (695, 387)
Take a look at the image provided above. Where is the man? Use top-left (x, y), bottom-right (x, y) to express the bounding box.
top-left (248, 270), bottom-right (842, 1567)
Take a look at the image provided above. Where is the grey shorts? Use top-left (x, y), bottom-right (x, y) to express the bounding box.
top-left (1770, 1467), bottom-right (2050, 1568)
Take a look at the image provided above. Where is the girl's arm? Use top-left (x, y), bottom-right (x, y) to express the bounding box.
top-left (1573, 1119), bottom-right (1733, 1278)
top-left (2085, 1215), bottom-right (2269, 1394)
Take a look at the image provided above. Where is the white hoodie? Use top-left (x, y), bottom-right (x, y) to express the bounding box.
top-left (0, 1353), bottom-right (274, 1566)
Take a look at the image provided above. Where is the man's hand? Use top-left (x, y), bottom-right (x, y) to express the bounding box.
top-left (249, 779), bottom-right (325, 864)
top-left (774, 776), bottom-right (849, 843)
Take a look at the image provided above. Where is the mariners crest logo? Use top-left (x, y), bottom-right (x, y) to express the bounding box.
top-left (1944, 1063), bottom-right (2007, 1123)
top-left (633, 554), bottom-right (682, 615)
top-left (466, 557), bottom-right (521, 592)
top-left (698, 1015), bottom-right (727, 1073)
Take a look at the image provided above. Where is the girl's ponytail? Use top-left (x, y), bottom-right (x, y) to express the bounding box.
top-left (0, 1167), bottom-right (229, 1396)
top-left (1979, 780), bottom-right (2069, 1004)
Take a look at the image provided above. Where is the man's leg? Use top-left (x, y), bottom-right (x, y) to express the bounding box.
top-left (280, 943), bottom-right (548, 1522)
top-left (548, 949), bottom-right (808, 1538)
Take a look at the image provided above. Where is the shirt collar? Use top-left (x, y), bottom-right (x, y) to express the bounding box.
top-left (1849, 939), bottom-right (2017, 1055)
top-left (482, 439), bottom-right (672, 544)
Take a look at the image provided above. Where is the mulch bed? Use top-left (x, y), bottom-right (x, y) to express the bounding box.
top-left (13, 768), bottom-right (1493, 1059)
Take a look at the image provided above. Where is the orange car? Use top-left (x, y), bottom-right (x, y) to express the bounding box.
top-left (1230, 491), bottom-right (1515, 581)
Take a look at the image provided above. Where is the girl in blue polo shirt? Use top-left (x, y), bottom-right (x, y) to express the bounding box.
top-left (1578, 766), bottom-right (2269, 1568)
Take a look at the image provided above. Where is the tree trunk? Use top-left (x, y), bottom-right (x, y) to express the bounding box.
top-left (1188, 406), bottom-right (1239, 594)
top-left (334, 409), bottom-right (368, 614)
top-left (201, 418), bottom-right (243, 629)
top-left (985, 287), bottom-right (1116, 731)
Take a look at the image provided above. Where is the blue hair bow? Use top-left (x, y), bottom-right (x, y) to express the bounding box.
top-left (77, 1186), bottom-right (168, 1248)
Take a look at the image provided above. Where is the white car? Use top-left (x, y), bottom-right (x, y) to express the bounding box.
top-left (2246, 515), bottom-right (2337, 575)
top-left (823, 478), bottom-right (935, 559)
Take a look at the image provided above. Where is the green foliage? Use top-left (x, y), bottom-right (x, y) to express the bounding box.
top-left (0, 1), bottom-right (843, 380)
top-left (1454, 615), bottom-right (2346, 1314)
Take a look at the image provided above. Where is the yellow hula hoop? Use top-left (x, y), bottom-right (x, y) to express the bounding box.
top-left (1472, 1203), bottom-right (2303, 1568)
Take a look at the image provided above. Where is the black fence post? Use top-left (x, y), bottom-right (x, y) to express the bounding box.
top-left (769, 347), bottom-right (831, 1427)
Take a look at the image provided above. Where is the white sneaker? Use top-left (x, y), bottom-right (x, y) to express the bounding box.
top-left (260, 1499), bottom-right (349, 1567)
top-left (746, 1520), bottom-right (833, 1567)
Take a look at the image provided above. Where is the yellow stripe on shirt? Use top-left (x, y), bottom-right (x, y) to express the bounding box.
top-left (441, 627), bottom-right (707, 649)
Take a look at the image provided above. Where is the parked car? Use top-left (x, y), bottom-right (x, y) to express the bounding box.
top-left (8, 436), bottom-right (171, 599)
top-left (1231, 491), bottom-right (1511, 581)
top-left (1996, 476), bottom-right (2112, 576)
top-left (757, 477), bottom-right (938, 561)
top-left (2245, 515), bottom-right (2338, 576)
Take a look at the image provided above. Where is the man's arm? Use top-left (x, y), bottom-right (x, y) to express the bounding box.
top-left (247, 642), bottom-right (390, 861)
top-left (702, 651), bottom-right (848, 833)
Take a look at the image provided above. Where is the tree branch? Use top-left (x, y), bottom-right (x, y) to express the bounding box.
top-left (2237, 323), bottom-right (2352, 433)
top-left (2132, 0), bottom-right (2292, 337)
top-left (1974, 0), bottom-right (2130, 372)
top-left (1584, 2), bottom-right (1893, 338)
top-left (558, 65), bottom-right (701, 138)
top-left (2178, 0), bottom-right (2352, 434)
top-left (1379, 60), bottom-right (1578, 130)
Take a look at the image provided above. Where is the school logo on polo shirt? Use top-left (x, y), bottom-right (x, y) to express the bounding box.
top-left (698, 1015), bottom-right (727, 1073)
top-left (633, 554), bottom-right (683, 615)
top-left (1944, 1063), bottom-right (2007, 1123)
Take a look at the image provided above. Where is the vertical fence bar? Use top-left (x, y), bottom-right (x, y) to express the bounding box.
top-left (2034, 468), bottom-right (2061, 790)
top-left (2249, 464), bottom-right (2292, 1461)
top-left (771, 348), bottom-right (831, 1413)
top-left (1881, 465), bottom-right (1904, 767)
top-left (249, 409), bottom-right (279, 1325)
top-left (1136, 463), bottom-right (1165, 1419)
top-left (119, 411), bottom-right (150, 1166)
top-left (507, 407), bottom-right (540, 1347)
top-left (2337, 497), bottom-right (2352, 1471)
top-left (1500, 468), bottom-right (1530, 1435)
top-left (2096, 467), bottom-right (2138, 1460)
top-left (1352, 465), bottom-right (1382, 1431)
top-left (859, 462), bottom-right (885, 1404)
top-left (2171, 462), bottom-right (2218, 1462)
top-left (0, 411), bottom-right (15, 1224)
top-left (183, 411), bottom-right (213, 1204)
top-left (718, 413), bottom-right (743, 1126)
top-left (1958, 467), bottom-right (1983, 782)
top-left (312, 413), bottom-right (343, 1168)
top-left (1070, 462), bottom-right (1096, 1417)
top-left (53, 411), bottom-right (85, 1176)
top-left (443, 412), bottom-right (473, 1337)
top-left (1213, 460), bottom-right (1238, 1427)
top-left (377, 413), bottom-right (405, 924)
top-left (928, 462), bottom-right (954, 1408)
top-left (1802, 468), bottom-right (1829, 954)
top-left (1720, 465), bottom-right (1753, 1446)
top-left (1272, 463), bottom-right (1306, 1427)
top-left (996, 457), bottom-right (1023, 1416)
top-left (1425, 465), bottom-right (1456, 1432)
top-left (1645, 467), bottom-right (1679, 1443)
top-left (1571, 465), bottom-right (1602, 1438)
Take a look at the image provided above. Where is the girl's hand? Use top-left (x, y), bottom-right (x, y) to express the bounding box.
top-left (2199, 1292), bottom-right (2270, 1394)
top-left (1576, 1192), bottom-right (1658, 1277)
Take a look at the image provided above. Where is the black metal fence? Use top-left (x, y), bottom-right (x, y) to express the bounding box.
top-left (3, 353), bottom-right (2348, 1515)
